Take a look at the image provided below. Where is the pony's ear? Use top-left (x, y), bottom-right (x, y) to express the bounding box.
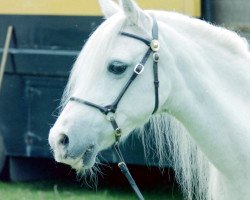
top-left (119, 0), bottom-right (151, 30)
top-left (99, 0), bottom-right (120, 19)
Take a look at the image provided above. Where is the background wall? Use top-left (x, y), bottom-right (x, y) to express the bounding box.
top-left (212, 0), bottom-right (250, 42)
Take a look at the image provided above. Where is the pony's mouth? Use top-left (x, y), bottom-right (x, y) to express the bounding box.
top-left (53, 147), bottom-right (97, 171)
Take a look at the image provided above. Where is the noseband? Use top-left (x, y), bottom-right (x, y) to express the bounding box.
top-left (69, 17), bottom-right (160, 200)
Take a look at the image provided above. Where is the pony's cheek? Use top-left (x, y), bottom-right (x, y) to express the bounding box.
top-left (94, 126), bottom-right (117, 150)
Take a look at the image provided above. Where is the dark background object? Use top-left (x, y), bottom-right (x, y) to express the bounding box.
top-left (202, 0), bottom-right (213, 22)
top-left (0, 15), bottom-right (170, 181)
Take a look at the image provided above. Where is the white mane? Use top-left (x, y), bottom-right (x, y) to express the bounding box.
top-left (140, 114), bottom-right (210, 200)
top-left (60, 9), bottom-right (250, 200)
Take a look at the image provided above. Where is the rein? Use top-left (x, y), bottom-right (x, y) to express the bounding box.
top-left (69, 16), bottom-right (160, 200)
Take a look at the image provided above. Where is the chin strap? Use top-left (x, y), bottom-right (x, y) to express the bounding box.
top-left (108, 116), bottom-right (145, 200)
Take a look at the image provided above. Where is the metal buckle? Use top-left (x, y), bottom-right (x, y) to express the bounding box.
top-left (134, 64), bottom-right (144, 74)
top-left (106, 112), bottom-right (115, 121)
top-left (153, 52), bottom-right (160, 62)
top-left (118, 162), bottom-right (126, 168)
top-left (114, 128), bottom-right (122, 139)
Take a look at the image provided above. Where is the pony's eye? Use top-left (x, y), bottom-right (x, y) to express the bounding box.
top-left (108, 61), bottom-right (128, 75)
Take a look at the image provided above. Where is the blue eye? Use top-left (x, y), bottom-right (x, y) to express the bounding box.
top-left (108, 61), bottom-right (128, 75)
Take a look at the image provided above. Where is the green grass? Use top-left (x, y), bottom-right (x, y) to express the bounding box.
top-left (0, 180), bottom-right (183, 200)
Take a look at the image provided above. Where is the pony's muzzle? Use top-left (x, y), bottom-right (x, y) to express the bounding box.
top-left (49, 130), bottom-right (97, 168)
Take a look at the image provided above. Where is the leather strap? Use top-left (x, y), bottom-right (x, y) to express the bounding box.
top-left (69, 97), bottom-right (112, 114)
top-left (113, 144), bottom-right (145, 200)
top-left (151, 16), bottom-right (160, 114)
top-left (120, 32), bottom-right (151, 46)
top-left (109, 115), bottom-right (144, 200)
top-left (70, 17), bottom-right (159, 115)
top-left (152, 16), bottom-right (158, 40)
top-left (69, 15), bottom-right (160, 200)
top-left (110, 47), bottom-right (152, 111)
top-left (70, 46), bottom-right (153, 115)
top-left (152, 59), bottom-right (159, 114)
top-left (121, 16), bottom-right (159, 114)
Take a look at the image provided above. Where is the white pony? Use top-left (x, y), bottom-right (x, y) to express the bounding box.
top-left (49, 0), bottom-right (250, 199)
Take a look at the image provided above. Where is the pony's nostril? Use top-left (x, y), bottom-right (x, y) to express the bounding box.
top-left (59, 134), bottom-right (69, 147)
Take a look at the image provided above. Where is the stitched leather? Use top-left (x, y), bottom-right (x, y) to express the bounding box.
top-left (120, 32), bottom-right (151, 46)
top-left (113, 142), bottom-right (145, 200)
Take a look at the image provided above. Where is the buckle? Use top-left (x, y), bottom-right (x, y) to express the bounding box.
top-left (134, 64), bottom-right (144, 74)
top-left (106, 112), bottom-right (116, 121)
top-left (153, 52), bottom-right (160, 62)
top-left (114, 128), bottom-right (122, 138)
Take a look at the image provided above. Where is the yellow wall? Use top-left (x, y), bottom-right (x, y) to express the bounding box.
top-left (0, 0), bottom-right (201, 17)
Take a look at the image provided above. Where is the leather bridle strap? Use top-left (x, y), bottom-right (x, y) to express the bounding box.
top-left (120, 32), bottom-right (151, 46)
top-left (151, 16), bottom-right (160, 114)
top-left (69, 46), bottom-right (152, 116)
top-left (70, 17), bottom-right (159, 115)
top-left (109, 116), bottom-right (145, 200)
top-left (120, 17), bottom-right (160, 114)
top-left (70, 45), bottom-right (158, 116)
top-left (69, 16), bottom-right (160, 200)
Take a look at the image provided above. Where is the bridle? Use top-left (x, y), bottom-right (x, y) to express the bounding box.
top-left (69, 16), bottom-right (160, 200)
top-left (70, 16), bottom-right (159, 200)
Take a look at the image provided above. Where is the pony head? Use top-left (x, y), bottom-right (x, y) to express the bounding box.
top-left (49, 0), bottom-right (170, 172)
top-left (48, 1), bottom-right (250, 199)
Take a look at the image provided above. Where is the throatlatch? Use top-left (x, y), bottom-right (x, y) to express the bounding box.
top-left (69, 16), bottom-right (160, 200)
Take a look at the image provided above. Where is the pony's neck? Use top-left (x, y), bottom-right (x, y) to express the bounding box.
top-left (159, 12), bottom-right (250, 181)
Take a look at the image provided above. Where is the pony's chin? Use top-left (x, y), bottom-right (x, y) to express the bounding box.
top-left (75, 158), bottom-right (96, 172)
top-left (61, 157), bottom-right (96, 173)
top-left (54, 151), bottom-right (96, 172)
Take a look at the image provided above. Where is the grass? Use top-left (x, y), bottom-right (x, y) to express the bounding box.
top-left (0, 162), bottom-right (184, 200)
top-left (0, 180), bottom-right (184, 200)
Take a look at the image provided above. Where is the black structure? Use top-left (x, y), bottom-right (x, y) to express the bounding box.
top-left (0, 15), bottom-right (165, 181)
